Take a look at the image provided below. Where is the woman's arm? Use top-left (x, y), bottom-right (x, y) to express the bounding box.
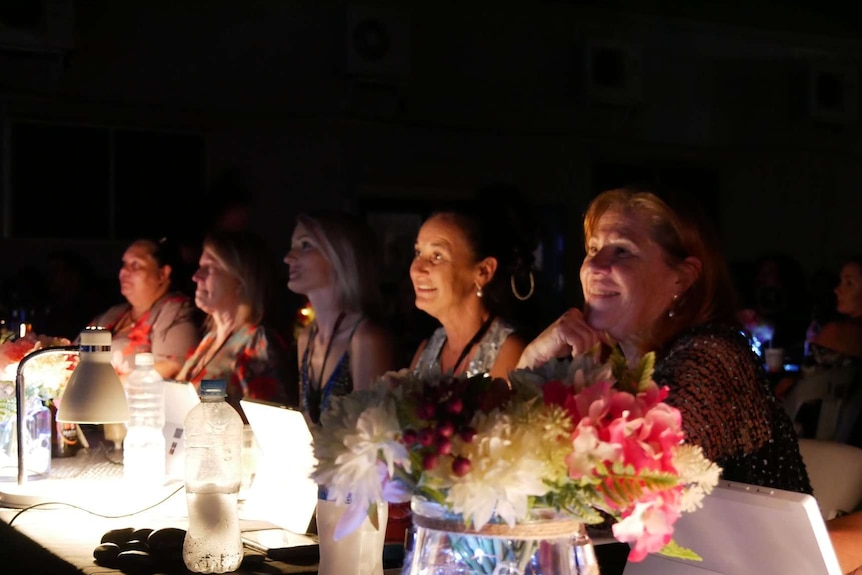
top-left (350, 321), bottom-right (396, 391)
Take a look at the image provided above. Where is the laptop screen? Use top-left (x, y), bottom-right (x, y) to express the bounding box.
top-left (162, 379), bottom-right (200, 480)
top-left (623, 480), bottom-right (842, 575)
top-left (239, 398), bottom-right (319, 534)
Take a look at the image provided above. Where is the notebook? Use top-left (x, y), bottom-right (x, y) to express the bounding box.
top-left (239, 398), bottom-right (319, 536)
top-left (623, 480), bottom-right (842, 575)
top-left (162, 379), bottom-right (200, 480)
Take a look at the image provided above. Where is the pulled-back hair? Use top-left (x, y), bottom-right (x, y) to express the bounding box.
top-left (583, 187), bottom-right (738, 349)
top-left (201, 230), bottom-right (278, 327)
top-left (427, 196), bottom-right (537, 326)
top-left (296, 210), bottom-right (383, 317)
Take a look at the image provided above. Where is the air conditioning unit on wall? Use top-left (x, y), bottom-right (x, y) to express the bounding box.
top-left (808, 61), bottom-right (858, 124)
top-left (0, 0), bottom-right (75, 91)
top-left (346, 4), bottom-right (410, 80)
top-left (584, 40), bottom-right (643, 106)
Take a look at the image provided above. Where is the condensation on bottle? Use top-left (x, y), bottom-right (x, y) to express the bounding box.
top-left (123, 352), bottom-right (166, 484)
top-left (182, 379), bottom-right (244, 574)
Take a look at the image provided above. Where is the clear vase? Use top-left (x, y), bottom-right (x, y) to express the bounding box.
top-left (317, 497), bottom-right (389, 575)
top-left (402, 497), bottom-right (600, 575)
top-left (0, 397), bottom-right (52, 480)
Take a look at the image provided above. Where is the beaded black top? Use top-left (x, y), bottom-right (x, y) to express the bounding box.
top-left (655, 323), bottom-right (812, 494)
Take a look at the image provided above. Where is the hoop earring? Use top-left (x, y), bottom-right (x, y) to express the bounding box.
top-left (667, 293), bottom-right (680, 318)
top-left (511, 271), bottom-right (535, 301)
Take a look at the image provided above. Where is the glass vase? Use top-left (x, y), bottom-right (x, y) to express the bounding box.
top-left (402, 497), bottom-right (600, 575)
top-left (0, 396), bottom-right (52, 480)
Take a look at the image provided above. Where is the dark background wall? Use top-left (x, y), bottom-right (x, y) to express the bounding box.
top-left (0, 0), bottom-right (860, 324)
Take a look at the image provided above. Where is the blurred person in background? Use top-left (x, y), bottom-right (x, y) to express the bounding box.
top-left (85, 236), bottom-right (199, 379)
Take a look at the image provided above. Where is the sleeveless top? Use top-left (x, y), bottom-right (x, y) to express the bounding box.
top-left (413, 317), bottom-right (515, 378)
top-left (300, 317), bottom-right (364, 424)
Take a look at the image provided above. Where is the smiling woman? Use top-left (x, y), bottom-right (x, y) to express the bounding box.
top-left (408, 204), bottom-right (535, 382)
top-left (519, 186), bottom-right (811, 495)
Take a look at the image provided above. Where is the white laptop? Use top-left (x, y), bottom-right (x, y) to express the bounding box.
top-left (239, 398), bottom-right (319, 535)
top-left (162, 379), bottom-right (200, 480)
top-left (623, 480), bottom-right (842, 575)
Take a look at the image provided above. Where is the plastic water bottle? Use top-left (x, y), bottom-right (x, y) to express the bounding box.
top-left (182, 379), bottom-right (244, 574)
top-left (123, 352), bottom-right (166, 484)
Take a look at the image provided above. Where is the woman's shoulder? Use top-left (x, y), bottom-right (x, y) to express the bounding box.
top-left (351, 317), bottom-right (394, 349)
top-left (153, 292), bottom-right (194, 314)
top-left (244, 324), bottom-right (290, 350)
top-left (813, 319), bottom-right (862, 358)
top-left (663, 323), bottom-right (752, 360)
top-left (89, 301), bottom-right (128, 326)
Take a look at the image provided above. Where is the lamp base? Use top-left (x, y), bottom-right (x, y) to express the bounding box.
top-left (0, 476), bottom-right (184, 511)
top-left (0, 479), bottom-right (74, 508)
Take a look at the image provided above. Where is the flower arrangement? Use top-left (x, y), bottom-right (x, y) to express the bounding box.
top-left (310, 345), bottom-right (721, 563)
top-left (0, 333), bottom-right (78, 420)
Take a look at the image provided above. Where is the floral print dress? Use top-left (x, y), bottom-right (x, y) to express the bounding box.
top-left (87, 292), bottom-right (199, 378)
top-left (180, 324), bottom-right (290, 416)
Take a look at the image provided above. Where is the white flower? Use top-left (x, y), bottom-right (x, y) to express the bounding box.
top-left (437, 410), bottom-right (552, 529)
top-left (672, 444), bottom-right (722, 512)
top-left (311, 389), bottom-right (410, 539)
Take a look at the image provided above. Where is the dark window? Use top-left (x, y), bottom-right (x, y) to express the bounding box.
top-left (11, 122), bottom-right (110, 238)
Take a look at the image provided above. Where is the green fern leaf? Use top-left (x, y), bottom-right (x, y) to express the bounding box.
top-left (657, 539), bottom-right (703, 561)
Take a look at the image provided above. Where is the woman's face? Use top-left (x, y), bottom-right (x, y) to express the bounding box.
top-left (835, 262), bottom-right (862, 318)
top-left (118, 241), bottom-right (168, 306)
top-left (580, 208), bottom-right (682, 344)
top-left (284, 222), bottom-right (332, 296)
top-left (192, 246), bottom-right (242, 315)
top-left (410, 214), bottom-right (480, 320)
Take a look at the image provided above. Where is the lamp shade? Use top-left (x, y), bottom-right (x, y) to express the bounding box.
top-left (56, 329), bottom-right (129, 424)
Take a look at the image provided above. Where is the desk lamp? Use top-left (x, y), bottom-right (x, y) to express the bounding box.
top-left (0, 328), bottom-right (129, 507)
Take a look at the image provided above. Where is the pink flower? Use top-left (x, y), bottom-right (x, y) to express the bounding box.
top-left (613, 489), bottom-right (683, 562)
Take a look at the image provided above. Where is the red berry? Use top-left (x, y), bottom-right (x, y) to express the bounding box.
top-left (418, 428), bottom-right (435, 447)
top-left (422, 453), bottom-right (439, 471)
top-left (418, 402), bottom-right (436, 420)
top-left (460, 427), bottom-right (477, 443)
top-left (437, 421), bottom-right (455, 438)
top-left (436, 438), bottom-right (452, 455)
top-left (447, 397), bottom-right (463, 414)
top-left (402, 429), bottom-right (417, 445)
top-left (452, 456), bottom-right (471, 477)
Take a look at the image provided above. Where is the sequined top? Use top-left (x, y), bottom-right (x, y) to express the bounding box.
top-left (413, 317), bottom-right (515, 378)
top-left (656, 323), bottom-right (812, 494)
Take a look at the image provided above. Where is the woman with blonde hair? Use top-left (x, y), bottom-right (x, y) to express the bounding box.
top-left (177, 230), bottom-right (291, 421)
top-left (285, 210), bottom-right (395, 426)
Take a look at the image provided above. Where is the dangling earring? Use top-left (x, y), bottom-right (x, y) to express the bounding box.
top-left (476, 283), bottom-right (484, 298)
top-left (668, 293), bottom-right (680, 318)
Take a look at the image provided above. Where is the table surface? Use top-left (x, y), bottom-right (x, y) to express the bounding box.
top-left (1, 482), bottom-right (861, 575)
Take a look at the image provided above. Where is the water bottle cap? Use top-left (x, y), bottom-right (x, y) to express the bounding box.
top-left (200, 379), bottom-right (227, 397)
top-left (134, 352), bottom-right (154, 367)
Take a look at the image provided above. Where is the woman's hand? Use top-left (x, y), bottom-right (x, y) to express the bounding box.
top-left (516, 308), bottom-right (604, 369)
